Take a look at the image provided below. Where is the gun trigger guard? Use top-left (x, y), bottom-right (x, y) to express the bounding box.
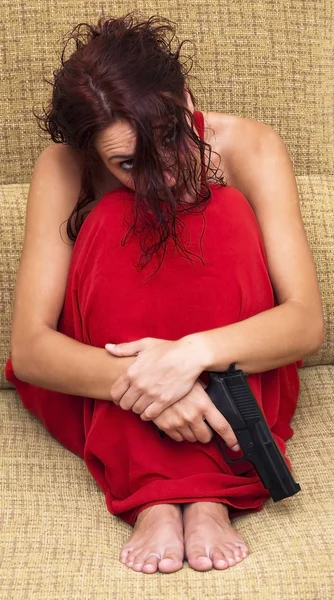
top-left (224, 454), bottom-right (247, 464)
top-left (213, 438), bottom-right (246, 464)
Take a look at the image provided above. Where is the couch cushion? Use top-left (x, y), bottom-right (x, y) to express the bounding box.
top-left (1, 0), bottom-right (333, 185)
top-left (1, 364), bottom-right (333, 599)
top-left (297, 176), bottom-right (334, 367)
top-left (1, 176), bottom-right (333, 389)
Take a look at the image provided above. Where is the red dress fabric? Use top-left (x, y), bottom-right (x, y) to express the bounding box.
top-left (5, 110), bottom-right (301, 526)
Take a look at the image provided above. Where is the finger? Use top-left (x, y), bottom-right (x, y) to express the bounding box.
top-left (110, 376), bottom-right (131, 404)
top-left (164, 429), bottom-right (184, 442)
top-left (176, 425), bottom-right (197, 443)
top-left (189, 418), bottom-right (213, 444)
top-left (131, 396), bottom-right (154, 415)
top-left (105, 340), bottom-right (145, 356)
top-left (141, 395), bottom-right (179, 420)
top-left (119, 389), bottom-right (144, 411)
top-left (204, 405), bottom-right (240, 450)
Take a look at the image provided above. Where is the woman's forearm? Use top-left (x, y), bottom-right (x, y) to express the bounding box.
top-left (11, 327), bottom-right (134, 400)
top-left (186, 300), bottom-right (324, 374)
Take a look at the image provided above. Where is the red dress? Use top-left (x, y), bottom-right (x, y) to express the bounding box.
top-left (5, 111), bottom-right (301, 526)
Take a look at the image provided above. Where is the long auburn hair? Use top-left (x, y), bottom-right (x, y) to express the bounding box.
top-left (35, 12), bottom-right (226, 272)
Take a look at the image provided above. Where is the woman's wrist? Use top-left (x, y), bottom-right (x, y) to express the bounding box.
top-left (179, 332), bottom-right (218, 373)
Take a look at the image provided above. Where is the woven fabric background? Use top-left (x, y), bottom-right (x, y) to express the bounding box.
top-left (0, 0), bottom-right (333, 184)
top-left (1, 2), bottom-right (334, 598)
top-left (1, 364), bottom-right (333, 599)
top-left (2, 176), bottom-right (333, 389)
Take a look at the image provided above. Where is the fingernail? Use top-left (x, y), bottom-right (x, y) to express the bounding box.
top-left (232, 444), bottom-right (241, 452)
top-left (105, 344), bottom-right (116, 349)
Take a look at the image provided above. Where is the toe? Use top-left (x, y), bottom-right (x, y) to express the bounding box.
top-left (130, 549), bottom-right (149, 572)
top-left (219, 544), bottom-right (237, 566)
top-left (225, 542), bottom-right (249, 561)
top-left (159, 553), bottom-right (184, 574)
top-left (223, 543), bottom-right (243, 562)
top-left (119, 546), bottom-right (133, 564)
top-left (239, 544), bottom-right (249, 559)
top-left (186, 548), bottom-right (213, 572)
top-left (125, 550), bottom-right (139, 569)
top-left (232, 545), bottom-right (245, 562)
top-left (210, 549), bottom-right (229, 570)
top-left (142, 555), bottom-right (160, 574)
top-left (132, 550), bottom-right (159, 573)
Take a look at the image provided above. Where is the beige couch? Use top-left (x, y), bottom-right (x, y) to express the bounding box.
top-left (1, 1), bottom-right (333, 598)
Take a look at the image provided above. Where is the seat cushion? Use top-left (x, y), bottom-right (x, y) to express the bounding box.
top-left (1, 365), bottom-right (333, 599)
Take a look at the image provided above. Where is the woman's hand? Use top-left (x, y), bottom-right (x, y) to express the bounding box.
top-left (152, 379), bottom-right (240, 450)
top-left (105, 336), bottom-right (206, 420)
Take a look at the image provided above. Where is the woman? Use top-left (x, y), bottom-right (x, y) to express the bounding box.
top-left (5, 13), bottom-right (323, 575)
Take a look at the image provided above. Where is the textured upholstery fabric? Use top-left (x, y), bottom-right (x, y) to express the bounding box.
top-left (1, 365), bottom-right (333, 599)
top-left (1, 0), bottom-right (333, 184)
top-left (1, 0), bottom-right (333, 598)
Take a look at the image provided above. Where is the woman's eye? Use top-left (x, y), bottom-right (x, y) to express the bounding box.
top-left (163, 126), bottom-right (179, 146)
top-left (120, 159), bottom-right (134, 171)
top-left (119, 127), bottom-right (179, 170)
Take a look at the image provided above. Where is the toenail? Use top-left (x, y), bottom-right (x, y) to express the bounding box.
top-left (198, 556), bottom-right (211, 562)
top-left (217, 559), bottom-right (227, 566)
top-left (127, 561), bottom-right (133, 567)
top-left (227, 557), bottom-right (236, 564)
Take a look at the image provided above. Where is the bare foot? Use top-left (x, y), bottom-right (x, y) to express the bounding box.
top-left (120, 504), bottom-right (184, 574)
top-left (183, 502), bottom-right (249, 571)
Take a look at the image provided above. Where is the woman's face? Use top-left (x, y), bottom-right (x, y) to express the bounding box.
top-left (94, 118), bottom-right (155, 191)
top-left (94, 90), bottom-right (200, 198)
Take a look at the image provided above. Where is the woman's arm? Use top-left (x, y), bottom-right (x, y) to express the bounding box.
top-left (184, 119), bottom-right (324, 373)
top-left (184, 299), bottom-right (322, 374)
top-left (10, 144), bottom-right (133, 399)
top-left (13, 326), bottom-right (134, 400)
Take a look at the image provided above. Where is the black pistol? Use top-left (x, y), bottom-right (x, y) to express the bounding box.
top-left (204, 364), bottom-right (301, 502)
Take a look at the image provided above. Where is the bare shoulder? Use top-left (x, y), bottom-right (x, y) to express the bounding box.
top-left (37, 143), bottom-right (102, 217)
top-left (36, 143), bottom-right (85, 197)
top-left (39, 142), bottom-right (84, 171)
top-left (202, 110), bottom-right (273, 186)
top-left (202, 110), bottom-right (271, 146)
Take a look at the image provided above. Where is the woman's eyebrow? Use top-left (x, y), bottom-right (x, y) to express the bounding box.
top-left (107, 122), bottom-right (174, 161)
top-left (108, 154), bottom-right (134, 162)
